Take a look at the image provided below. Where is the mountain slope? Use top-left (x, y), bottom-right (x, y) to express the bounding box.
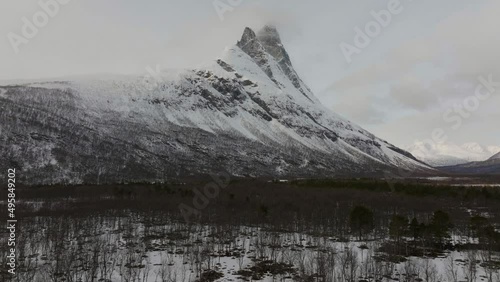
top-left (489, 152), bottom-right (500, 160)
top-left (439, 147), bottom-right (500, 175)
top-left (407, 141), bottom-right (500, 166)
top-left (0, 25), bottom-right (432, 185)
top-left (440, 158), bottom-right (500, 175)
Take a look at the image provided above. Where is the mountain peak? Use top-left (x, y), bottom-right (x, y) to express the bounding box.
top-left (238, 27), bottom-right (258, 48)
top-left (256, 25), bottom-right (286, 61)
top-left (235, 25), bottom-right (314, 102)
top-left (236, 25), bottom-right (284, 57)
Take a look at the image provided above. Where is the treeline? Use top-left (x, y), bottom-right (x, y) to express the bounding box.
top-left (349, 204), bottom-right (500, 252)
top-left (9, 179), bottom-right (500, 239)
top-left (291, 178), bottom-right (500, 201)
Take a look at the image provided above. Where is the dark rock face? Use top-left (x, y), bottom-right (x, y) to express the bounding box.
top-left (0, 26), bottom-right (431, 185)
top-left (237, 27), bottom-right (275, 82)
top-left (216, 59), bottom-right (235, 72)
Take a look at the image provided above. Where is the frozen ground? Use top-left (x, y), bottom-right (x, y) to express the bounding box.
top-left (9, 220), bottom-right (499, 282)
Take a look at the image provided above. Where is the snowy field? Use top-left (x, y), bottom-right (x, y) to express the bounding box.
top-left (5, 219), bottom-right (499, 282)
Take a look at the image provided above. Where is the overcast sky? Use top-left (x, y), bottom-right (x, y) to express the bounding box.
top-left (0, 0), bottom-right (498, 149)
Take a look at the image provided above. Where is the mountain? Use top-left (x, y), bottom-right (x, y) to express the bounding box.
top-left (436, 144), bottom-right (500, 175)
top-left (440, 157), bottom-right (500, 175)
top-left (407, 141), bottom-right (500, 167)
top-left (489, 151), bottom-right (500, 160)
top-left (0, 25), bottom-right (431, 185)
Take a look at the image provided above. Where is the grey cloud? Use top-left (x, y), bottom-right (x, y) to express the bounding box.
top-left (330, 89), bottom-right (387, 125)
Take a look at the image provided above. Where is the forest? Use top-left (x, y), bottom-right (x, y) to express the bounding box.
top-left (1, 178), bottom-right (499, 281)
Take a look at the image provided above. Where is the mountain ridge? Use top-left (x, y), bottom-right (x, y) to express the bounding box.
top-left (489, 151), bottom-right (500, 160)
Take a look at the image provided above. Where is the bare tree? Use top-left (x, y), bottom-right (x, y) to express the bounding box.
top-left (446, 253), bottom-right (459, 282)
top-left (465, 249), bottom-right (478, 282)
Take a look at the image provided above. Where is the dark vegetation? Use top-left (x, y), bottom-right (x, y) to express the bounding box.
top-left (291, 178), bottom-right (500, 201)
top-left (1, 178), bottom-right (499, 281)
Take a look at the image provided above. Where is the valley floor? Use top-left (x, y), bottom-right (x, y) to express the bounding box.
top-left (1, 178), bottom-right (500, 282)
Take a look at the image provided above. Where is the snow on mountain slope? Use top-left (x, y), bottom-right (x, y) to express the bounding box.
top-left (489, 151), bottom-right (500, 160)
top-left (0, 25), bottom-right (432, 185)
top-left (441, 150), bottom-right (500, 175)
top-left (407, 141), bottom-right (500, 166)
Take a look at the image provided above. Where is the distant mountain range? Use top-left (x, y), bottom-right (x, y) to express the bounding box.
top-left (407, 141), bottom-right (500, 167)
top-left (0, 25), bottom-right (432, 185)
top-left (440, 155), bottom-right (500, 175)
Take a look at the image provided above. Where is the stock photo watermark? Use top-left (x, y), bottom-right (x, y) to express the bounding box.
top-left (384, 74), bottom-right (498, 184)
top-left (213, 0), bottom-right (245, 21)
top-left (110, 64), bottom-right (167, 115)
top-left (178, 172), bottom-right (230, 223)
top-left (7, 0), bottom-right (72, 54)
top-left (6, 168), bottom-right (17, 275)
top-left (424, 74), bottom-right (498, 148)
top-left (340, 0), bottom-right (412, 64)
top-left (140, 64), bottom-right (165, 92)
top-left (442, 74), bottom-right (500, 130)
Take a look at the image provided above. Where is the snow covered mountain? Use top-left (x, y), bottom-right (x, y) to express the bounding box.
top-left (0, 25), bottom-right (432, 185)
top-left (489, 151), bottom-right (500, 161)
top-left (440, 151), bottom-right (500, 176)
top-left (407, 141), bottom-right (500, 167)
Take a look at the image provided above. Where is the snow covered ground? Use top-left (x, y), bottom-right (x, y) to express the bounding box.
top-left (13, 220), bottom-right (499, 282)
